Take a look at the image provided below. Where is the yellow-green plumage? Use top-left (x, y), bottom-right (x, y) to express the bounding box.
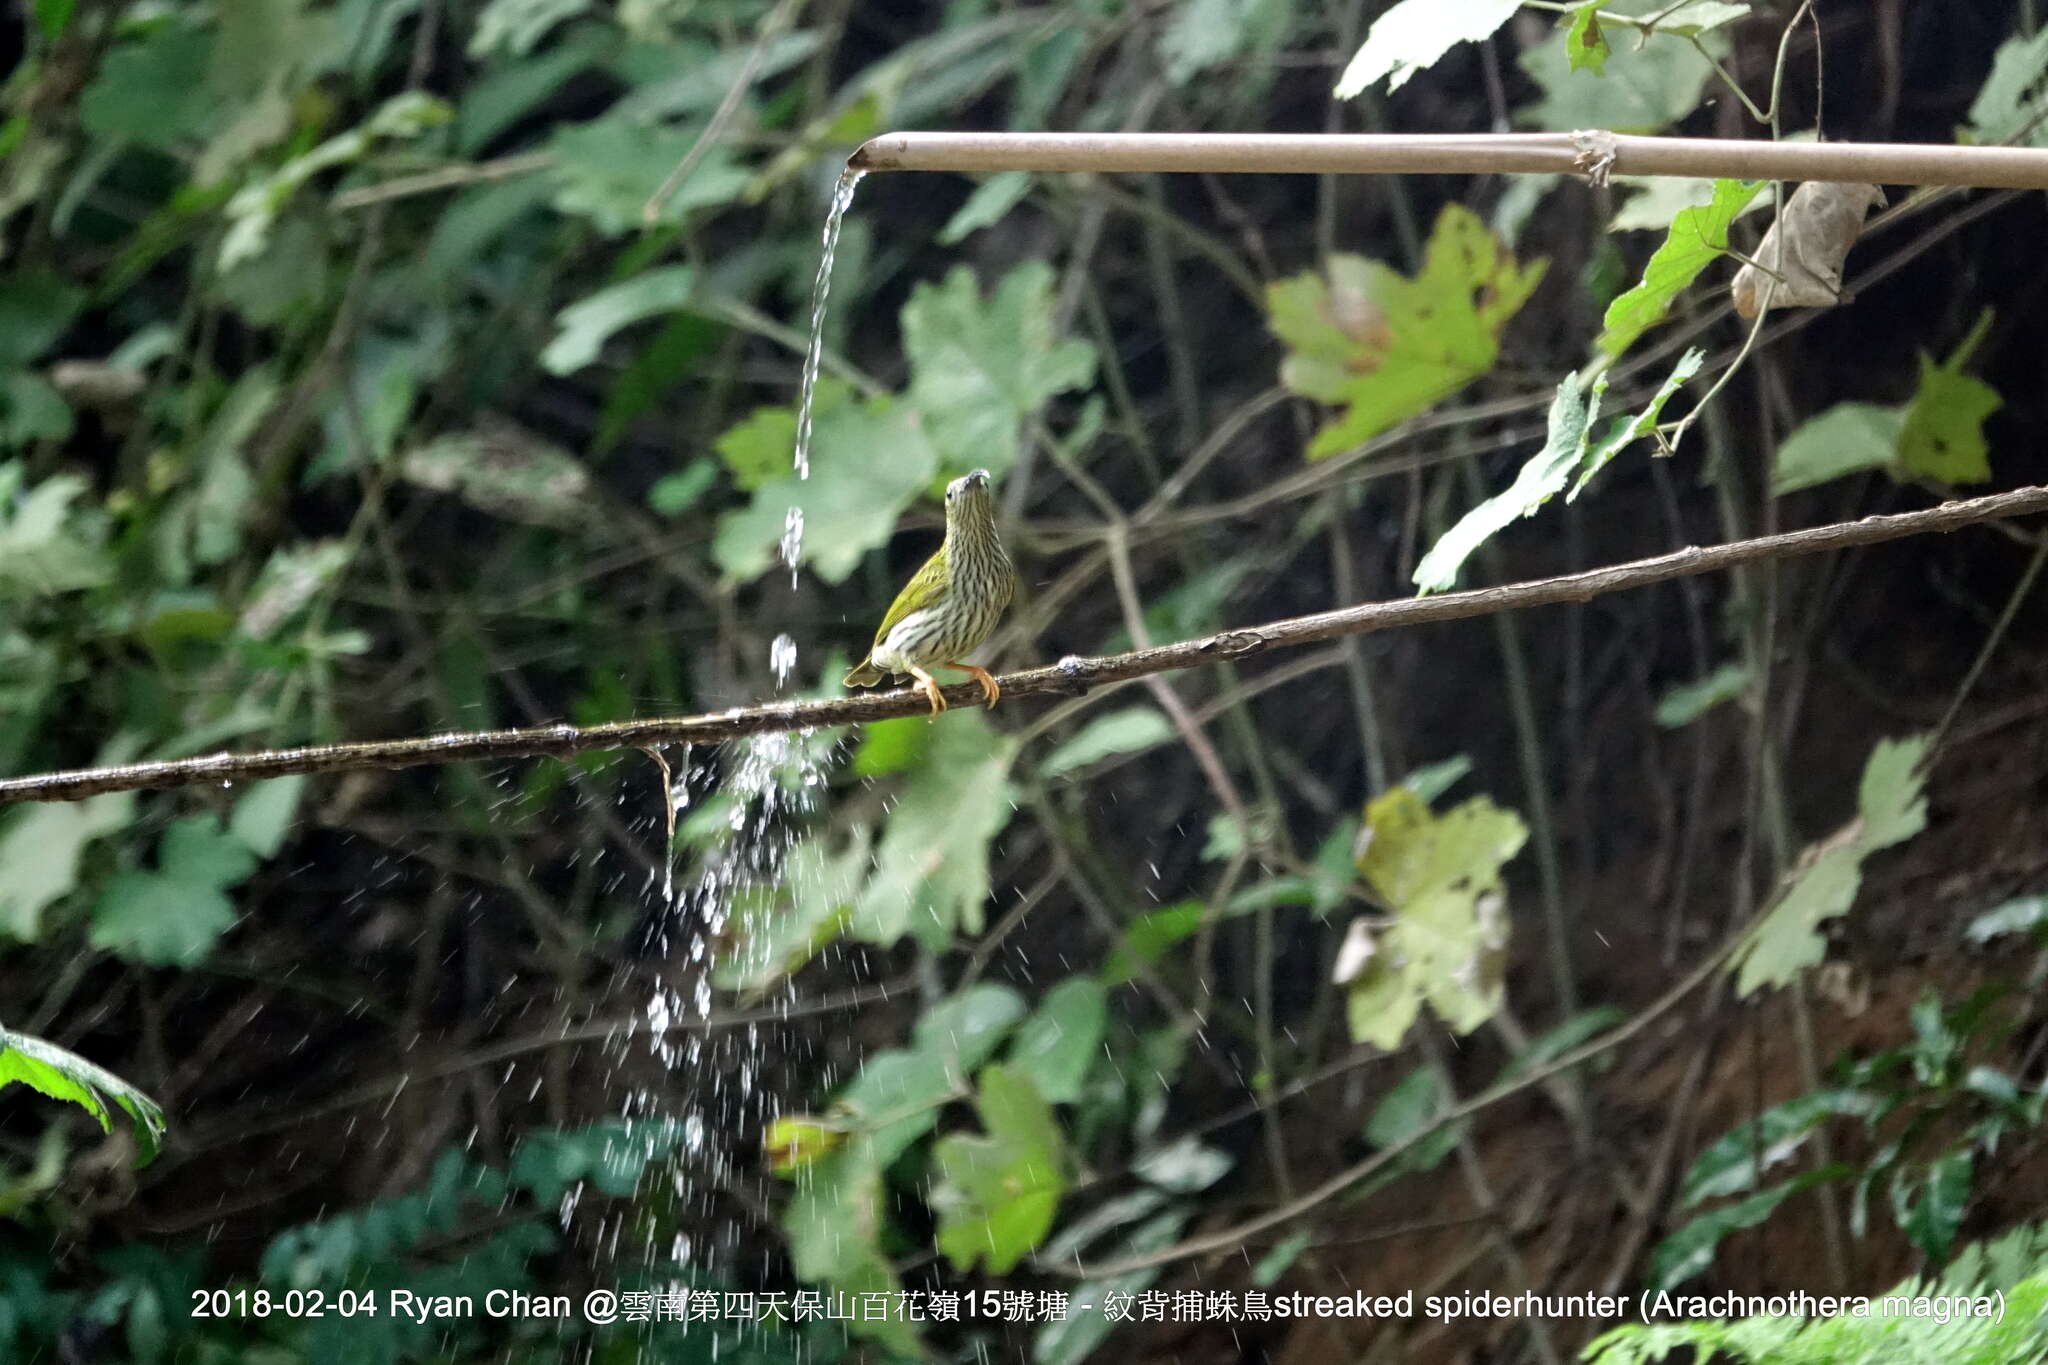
top-left (844, 468), bottom-right (1014, 713)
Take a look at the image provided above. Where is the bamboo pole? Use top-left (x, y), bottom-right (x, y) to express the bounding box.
top-left (848, 131), bottom-right (2048, 189)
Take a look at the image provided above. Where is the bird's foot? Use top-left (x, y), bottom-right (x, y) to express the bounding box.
top-left (908, 667), bottom-right (947, 718)
top-left (948, 662), bottom-right (1000, 709)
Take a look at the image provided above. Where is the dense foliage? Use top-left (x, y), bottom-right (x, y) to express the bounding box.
top-left (5, 1), bottom-right (2048, 1362)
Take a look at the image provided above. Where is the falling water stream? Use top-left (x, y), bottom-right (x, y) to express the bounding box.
top-left (779, 166), bottom-right (866, 580)
top-left (596, 165), bottom-right (868, 1331)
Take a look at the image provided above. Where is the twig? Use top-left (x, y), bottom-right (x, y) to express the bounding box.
top-left (640, 0), bottom-right (806, 225)
top-left (7, 485), bottom-right (2048, 807)
top-left (331, 152), bottom-right (554, 212)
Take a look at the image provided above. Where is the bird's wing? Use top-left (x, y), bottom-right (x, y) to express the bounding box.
top-left (870, 544), bottom-right (949, 647)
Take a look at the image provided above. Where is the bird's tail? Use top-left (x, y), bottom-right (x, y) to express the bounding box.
top-left (843, 658), bottom-right (885, 688)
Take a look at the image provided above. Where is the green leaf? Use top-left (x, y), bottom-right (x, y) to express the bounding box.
top-left (937, 171), bottom-right (1033, 244)
top-left (468, 0), bottom-right (590, 56)
top-left (228, 777), bottom-right (306, 859)
top-left (89, 815), bottom-right (259, 967)
top-left (508, 1117), bottom-right (687, 1202)
top-left (1853, 740), bottom-right (1925, 854)
top-left (1654, 661), bottom-right (1750, 727)
top-left (1251, 1230), bottom-right (1313, 1287)
top-left (1517, 10), bottom-right (1722, 133)
top-left (711, 835), bottom-right (864, 991)
top-left (1610, 173), bottom-right (1772, 234)
top-left (80, 22), bottom-right (223, 150)
top-left (1039, 706), bottom-right (1174, 780)
top-left (713, 382), bottom-right (942, 585)
top-left (1654, 2), bottom-right (1751, 35)
top-left (1412, 372), bottom-right (1596, 593)
top-left (781, 1145), bottom-right (921, 1355)
top-left (0, 785), bottom-right (134, 941)
top-left (541, 267), bottom-right (696, 376)
top-left (548, 117), bottom-right (749, 234)
top-left (1680, 1089), bottom-right (1879, 1206)
top-left (1772, 402), bottom-right (1907, 495)
top-left (851, 714), bottom-right (932, 777)
top-left (1898, 312), bottom-right (2001, 484)
top-left (1156, 0), bottom-right (1269, 84)
top-left (1734, 734), bottom-right (1929, 995)
top-left (221, 93), bottom-right (452, 269)
top-left (1965, 894), bottom-right (2048, 944)
top-left (0, 1026), bottom-right (166, 1162)
top-left (1566, 3), bottom-right (1609, 74)
top-left (1568, 347), bottom-right (1705, 497)
top-left (91, 872), bottom-right (236, 969)
top-left (915, 983), bottom-right (1029, 1079)
top-left (1130, 1135), bottom-right (1233, 1192)
top-left (0, 373), bottom-right (74, 449)
top-left (1499, 1005), bottom-right (1625, 1080)
top-left (645, 459), bottom-right (717, 517)
top-left (32, 0), bottom-right (76, 39)
top-left (1649, 1167), bottom-right (1848, 1292)
top-left (1344, 788), bottom-right (1524, 1047)
top-left (0, 470), bottom-right (111, 601)
top-left (1735, 840), bottom-right (1864, 996)
top-left (1364, 1066), bottom-right (1461, 1172)
top-left (1400, 754), bottom-right (1473, 805)
top-left (1333, 0), bottom-right (1520, 96)
top-left (1965, 25), bottom-right (2048, 147)
top-left (217, 213), bottom-right (331, 327)
top-left (0, 269), bottom-right (85, 369)
top-left (850, 710), bottom-right (1016, 948)
top-left (1102, 901), bottom-right (1206, 985)
top-left (902, 262), bottom-right (1096, 477)
top-left (1033, 1211), bottom-right (1186, 1365)
top-left (1598, 179), bottom-right (1765, 360)
top-left (1895, 1150), bottom-right (1974, 1263)
top-left (1007, 979), bottom-right (1108, 1104)
top-left (713, 401), bottom-right (797, 494)
top-left (932, 1065), bottom-right (1069, 1274)
top-left (1269, 205), bottom-right (1546, 456)
top-left (761, 1114), bottom-right (844, 1176)
top-left (831, 1050), bottom-right (956, 1166)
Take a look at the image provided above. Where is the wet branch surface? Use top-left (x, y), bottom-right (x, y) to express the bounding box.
top-left (6, 484), bottom-right (2046, 808)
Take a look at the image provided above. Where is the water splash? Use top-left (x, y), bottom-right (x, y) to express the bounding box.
top-left (769, 632), bottom-right (799, 689)
top-left (610, 728), bottom-right (835, 1282)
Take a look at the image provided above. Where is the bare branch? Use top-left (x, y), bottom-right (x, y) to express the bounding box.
top-left (5, 485), bottom-right (2047, 808)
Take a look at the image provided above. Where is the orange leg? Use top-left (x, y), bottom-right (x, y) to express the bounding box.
top-left (946, 662), bottom-right (1000, 709)
top-left (907, 665), bottom-right (947, 717)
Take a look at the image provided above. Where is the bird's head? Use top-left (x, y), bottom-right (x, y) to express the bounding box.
top-left (944, 468), bottom-right (997, 530)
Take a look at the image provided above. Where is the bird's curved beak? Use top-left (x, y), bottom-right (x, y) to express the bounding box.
top-left (966, 468), bottom-right (991, 487)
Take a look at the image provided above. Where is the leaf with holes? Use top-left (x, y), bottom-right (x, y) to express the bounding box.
top-left (1269, 205), bottom-right (1546, 457)
top-left (1899, 312), bottom-right (2001, 485)
top-left (1344, 788), bottom-right (1524, 1047)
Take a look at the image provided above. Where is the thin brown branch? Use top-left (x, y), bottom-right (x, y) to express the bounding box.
top-left (7, 484), bottom-right (2048, 808)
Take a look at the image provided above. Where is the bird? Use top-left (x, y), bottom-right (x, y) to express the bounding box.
top-left (843, 468), bottom-right (1015, 717)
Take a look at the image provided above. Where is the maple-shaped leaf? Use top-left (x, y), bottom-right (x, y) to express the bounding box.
top-left (1268, 204), bottom-right (1547, 458)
